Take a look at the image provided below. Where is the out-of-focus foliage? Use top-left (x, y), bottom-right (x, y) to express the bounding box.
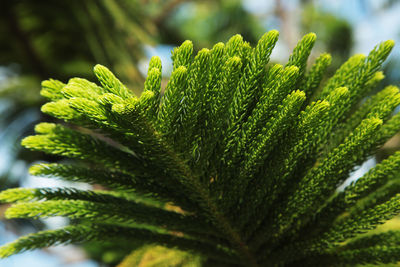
top-left (0, 0), bottom-right (160, 95)
top-left (165, 0), bottom-right (265, 48)
top-left (301, 3), bottom-right (353, 71)
top-left (118, 245), bottom-right (202, 267)
top-left (83, 239), bottom-right (143, 265)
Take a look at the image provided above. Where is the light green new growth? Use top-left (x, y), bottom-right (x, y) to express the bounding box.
top-left (0, 31), bottom-right (399, 266)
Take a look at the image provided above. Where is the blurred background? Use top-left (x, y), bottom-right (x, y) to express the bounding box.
top-left (0, 0), bottom-right (399, 266)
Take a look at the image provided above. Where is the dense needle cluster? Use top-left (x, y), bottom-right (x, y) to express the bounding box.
top-left (0, 30), bottom-right (400, 266)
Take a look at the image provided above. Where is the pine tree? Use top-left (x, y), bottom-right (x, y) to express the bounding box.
top-left (0, 31), bottom-right (399, 266)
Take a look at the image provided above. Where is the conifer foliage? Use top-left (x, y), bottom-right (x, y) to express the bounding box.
top-left (1, 31), bottom-right (400, 266)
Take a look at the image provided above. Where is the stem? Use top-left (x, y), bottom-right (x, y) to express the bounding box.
top-left (152, 128), bottom-right (259, 266)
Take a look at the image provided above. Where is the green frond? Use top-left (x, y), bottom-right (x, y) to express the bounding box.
top-left (0, 224), bottom-right (233, 262)
top-left (21, 123), bottom-right (139, 171)
top-left (318, 54), bottom-right (366, 100)
top-left (4, 197), bottom-right (216, 237)
top-left (342, 230), bottom-right (400, 250)
top-left (292, 117), bottom-right (383, 215)
top-left (349, 178), bottom-right (400, 216)
top-left (333, 245), bottom-right (400, 265)
top-left (225, 90), bottom-right (306, 215)
top-left (222, 65), bottom-right (299, 181)
top-left (327, 85), bottom-right (400, 151)
top-left (225, 34), bottom-right (243, 57)
top-left (0, 225), bottom-right (95, 258)
top-left (69, 97), bottom-right (109, 122)
top-left (0, 187), bottom-right (135, 205)
top-left (41, 99), bottom-right (83, 122)
top-left (61, 78), bottom-right (105, 100)
top-left (319, 40), bottom-right (394, 121)
top-left (228, 30), bottom-right (278, 128)
top-left (376, 108), bottom-right (400, 143)
top-left (323, 193), bottom-right (400, 244)
top-left (301, 52), bottom-right (331, 100)
top-left (28, 163), bottom-right (168, 208)
top-left (0, 188), bottom-right (37, 203)
top-left (301, 151), bottom-right (400, 240)
top-left (171, 40), bottom-right (193, 70)
top-left (256, 117), bottom-right (383, 250)
top-left (29, 163), bottom-right (136, 190)
top-left (242, 88), bottom-right (348, 240)
top-left (93, 64), bottom-right (134, 99)
top-left (275, 194), bottom-right (400, 263)
top-left (286, 32), bottom-right (316, 83)
top-left (148, 56), bottom-right (162, 73)
top-left (2, 31), bottom-right (399, 266)
top-left (214, 56), bottom-right (242, 121)
top-left (365, 70), bottom-right (385, 88)
top-left (158, 66), bottom-right (188, 137)
top-left (143, 59), bottom-right (162, 121)
top-left (40, 79), bottom-right (65, 100)
top-left (246, 65), bottom-right (299, 136)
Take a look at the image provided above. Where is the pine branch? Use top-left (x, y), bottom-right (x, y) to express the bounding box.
top-left (301, 52), bottom-right (331, 101)
top-left (1, 31), bottom-right (400, 267)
